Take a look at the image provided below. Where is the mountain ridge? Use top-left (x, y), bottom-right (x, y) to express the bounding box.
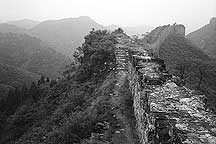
top-left (7, 19), bottom-right (40, 29)
top-left (0, 16), bottom-right (154, 57)
top-left (0, 32), bottom-right (70, 79)
top-left (186, 17), bottom-right (216, 58)
top-left (0, 62), bottom-right (40, 87)
top-left (30, 16), bottom-right (105, 56)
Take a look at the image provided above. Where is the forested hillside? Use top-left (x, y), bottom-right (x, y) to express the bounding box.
top-left (0, 33), bottom-right (70, 78)
top-left (0, 62), bottom-right (39, 86)
top-left (0, 29), bottom-right (118, 144)
top-left (0, 62), bottom-right (40, 104)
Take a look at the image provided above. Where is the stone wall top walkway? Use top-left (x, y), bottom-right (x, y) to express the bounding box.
top-left (114, 31), bottom-right (216, 144)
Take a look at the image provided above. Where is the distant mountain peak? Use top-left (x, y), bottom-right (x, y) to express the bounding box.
top-left (60, 16), bottom-right (92, 21)
top-left (30, 16), bottom-right (105, 56)
top-left (76, 16), bottom-right (96, 23)
top-left (78, 16), bottom-right (92, 19)
top-left (10, 19), bottom-right (38, 22)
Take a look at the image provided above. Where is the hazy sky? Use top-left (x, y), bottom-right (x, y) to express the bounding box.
top-left (0, 0), bottom-right (215, 33)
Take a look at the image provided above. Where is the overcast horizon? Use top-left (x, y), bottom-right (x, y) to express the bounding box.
top-left (0, 0), bottom-right (215, 33)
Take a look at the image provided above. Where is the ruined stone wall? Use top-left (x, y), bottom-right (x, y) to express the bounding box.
top-left (113, 30), bottom-right (216, 144)
top-left (127, 47), bottom-right (216, 144)
top-left (172, 24), bottom-right (185, 36)
top-left (128, 60), bottom-right (155, 144)
top-left (147, 24), bottom-right (185, 57)
top-left (115, 27), bottom-right (216, 144)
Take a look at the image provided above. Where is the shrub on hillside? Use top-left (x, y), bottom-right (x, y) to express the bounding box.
top-left (72, 29), bottom-right (117, 82)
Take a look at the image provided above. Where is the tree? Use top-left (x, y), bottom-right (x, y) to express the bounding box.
top-left (4, 89), bottom-right (17, 114)
top-left (50, 80), bottom-right (57, 88)
top-left (21, 83), bottom-right (28, 101)
top-left (37, 79), bottom-right (41, 86)
top-left (175, 60), bottom-right (191, 80)
top-left (46, 77), bottom-right (50, 83)
top-left (29, 82), bottom-right (38, 100)
top-left (40, 76), bottom-right (45, 84)
top-left (73, 46), bottom-right (83, 64)
top-left (77, 29), bottom-right (116, 82)
top-left (197, 66), bottom-right (205, 90)
top-left (15, 87), bottom-right (22, 106)
top-left (63, 61), bottom-right (77, 80)
top-left (112, 28), bottom-right (124, 34)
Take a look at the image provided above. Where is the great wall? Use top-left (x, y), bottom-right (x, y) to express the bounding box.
top-left (110, 25), bottom-right (216, 144)
top-left (143, 24), bottom-right (185, 57)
